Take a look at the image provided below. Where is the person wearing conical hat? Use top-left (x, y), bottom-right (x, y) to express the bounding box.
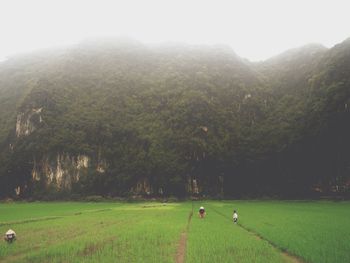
top-left (4, 229), bottom-right (16, 243)
top-left (199, 206), bottom-right (206, 218)
top-left (233, 210), bottom-right (238, 224)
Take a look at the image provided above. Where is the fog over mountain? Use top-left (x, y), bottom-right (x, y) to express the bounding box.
top-left (0, 37), bottom-right (349, 199)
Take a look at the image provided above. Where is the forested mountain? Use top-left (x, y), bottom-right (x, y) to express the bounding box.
top-left (0, 37), bottom-right (349, 199)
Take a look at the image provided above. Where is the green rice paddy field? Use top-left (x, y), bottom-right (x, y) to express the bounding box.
top-left (0, 201), bottom-right (349, 263)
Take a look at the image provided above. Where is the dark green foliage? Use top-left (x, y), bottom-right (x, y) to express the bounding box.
top-left (0, 38), bottom-right (349, 198)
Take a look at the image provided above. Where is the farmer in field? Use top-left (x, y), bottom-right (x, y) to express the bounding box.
top-left (233, 210), bottom-right (238, 224)
top-left (199, 206), bottom-right (206, 218)
top-left (4, 229), bottom-right (16, 243)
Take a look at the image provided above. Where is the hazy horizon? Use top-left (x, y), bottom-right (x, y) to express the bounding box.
top-left (1, 0), bottom-right (349, 62)
top-left (0, 36), bottom-right (339, 64)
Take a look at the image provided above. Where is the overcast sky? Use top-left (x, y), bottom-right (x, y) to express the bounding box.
top-left (0, 0), bottom-right (349, 61)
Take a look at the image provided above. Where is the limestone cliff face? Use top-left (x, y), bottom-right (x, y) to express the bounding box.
top-left (31, 153), bottom-right (90, 189)
top-left (131, 178), bottom-right (153, 195)
top-left (96, 148), bottom-right (107, 173)
top-left (28, 152), bottom-right (203, 195)
top-left (131, 178), bottom-right (197, 196)
top-left (16, 108), bottom-right (43, 137)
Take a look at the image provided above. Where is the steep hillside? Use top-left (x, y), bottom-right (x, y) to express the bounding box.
top-left (0, 38), bottom-right (349, 198)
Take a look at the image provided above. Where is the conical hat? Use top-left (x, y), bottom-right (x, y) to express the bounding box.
top-left (6, 229), bottom-right (15, 235)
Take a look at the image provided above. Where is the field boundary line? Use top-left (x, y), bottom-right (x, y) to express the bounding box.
top-left (207, 205), bottom-right (305, 263)
top-left (0, 208), bottom-right (114, 226)
top-left (175, 210), bottom-right (193, 263)
top-left (0, 216), bottom-right (63, 226)
top-left (141, 204), bottom-right (168, 208)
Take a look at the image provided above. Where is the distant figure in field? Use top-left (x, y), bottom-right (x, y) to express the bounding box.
top-left (233, 210), bottom-right (238, 224)
top-left (199, 206), bottom-right (206, 218)
top-left (4, 229), bottom-right (16, 243)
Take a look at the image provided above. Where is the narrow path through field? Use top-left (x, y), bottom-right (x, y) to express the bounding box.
top-left (208, 205), bottom-right (304, 263)
top-left (175, 210), bottom-right (193, 263)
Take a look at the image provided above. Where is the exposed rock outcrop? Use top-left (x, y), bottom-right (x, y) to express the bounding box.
top-left (96, 148), bottom-right (107, 173)
top-left (131, 178), bottom-right (152, 195)
top-left (31, 153), bottom-right (90, 189)
top-left (16, 108), bottom-right (43, 137)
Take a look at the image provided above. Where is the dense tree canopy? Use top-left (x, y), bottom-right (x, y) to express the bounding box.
top-left (0, 38), bottom-right (349, 198)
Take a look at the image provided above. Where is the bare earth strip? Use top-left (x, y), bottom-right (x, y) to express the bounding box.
top-left (175, 210), bottom-right (193, 263)
top-left (208, 205), bottom-right (304, 263)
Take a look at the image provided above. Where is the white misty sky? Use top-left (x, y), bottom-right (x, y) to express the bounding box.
top-left (0, 0), bottom-right (349, 61)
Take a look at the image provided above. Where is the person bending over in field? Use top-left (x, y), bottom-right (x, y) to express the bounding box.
top-left (199, 206), bottom-right (206, 218)
top-left (233, 210), bottom-right (238, 224)
top-left (4, 229), bottom-right (16, 243)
